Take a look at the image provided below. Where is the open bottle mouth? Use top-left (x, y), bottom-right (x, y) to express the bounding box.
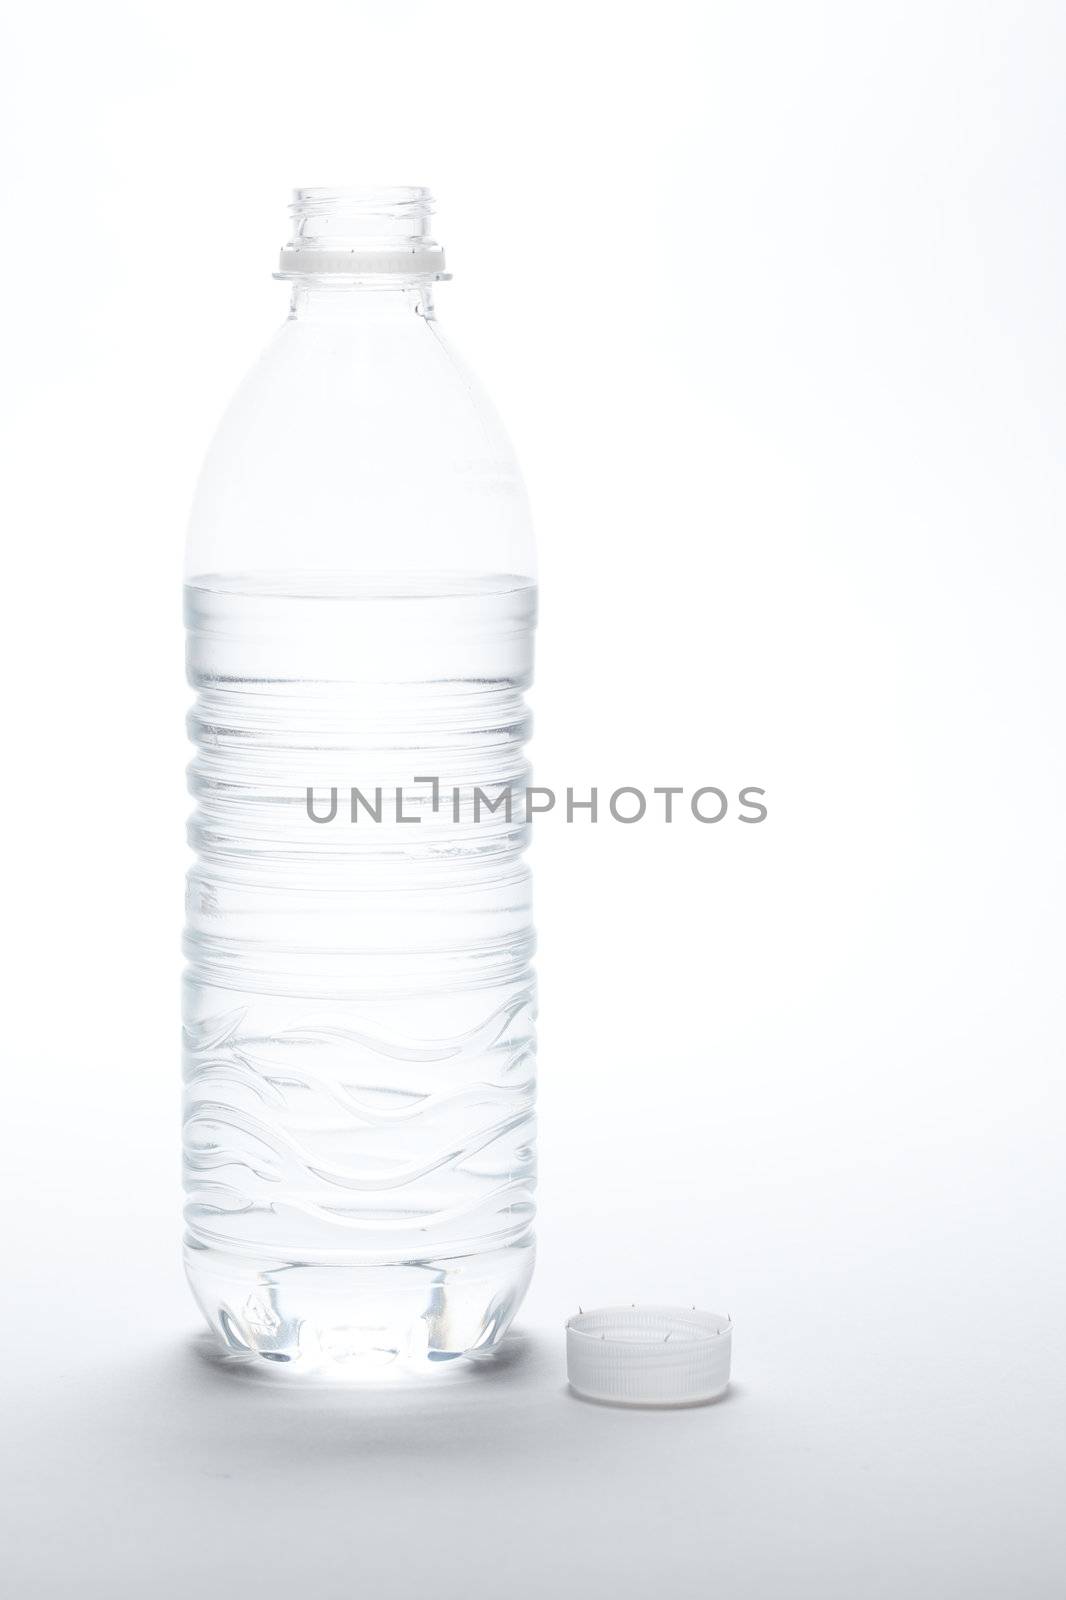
top-left (276, 185), bottom-right (448, 279)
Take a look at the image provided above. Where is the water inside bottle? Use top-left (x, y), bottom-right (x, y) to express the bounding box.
top-left (183, 574), bottom-right (537, 1370)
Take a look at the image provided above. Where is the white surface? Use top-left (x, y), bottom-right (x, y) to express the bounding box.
top-left (3, 1184), bottom-right (1064, 1598)
top-left (2, 2), bottom-right (1066, 1595)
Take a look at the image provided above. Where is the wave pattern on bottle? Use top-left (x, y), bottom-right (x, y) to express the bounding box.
top-left (183, 992), bottom-right (536, 1251)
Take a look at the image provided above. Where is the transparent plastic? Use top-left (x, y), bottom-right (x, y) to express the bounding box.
top-left (183, 189), bottom-right (536, 1373)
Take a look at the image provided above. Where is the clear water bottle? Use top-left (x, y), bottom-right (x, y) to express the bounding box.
top-left (183, 188), bottom-right (536, 1371)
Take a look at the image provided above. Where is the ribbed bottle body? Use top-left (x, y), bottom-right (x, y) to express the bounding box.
top-left (183, 574), bottom-right (536, 1368)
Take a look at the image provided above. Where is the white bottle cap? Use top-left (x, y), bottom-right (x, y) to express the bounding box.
top-left (566, 1306), bottom-right (732, 1407)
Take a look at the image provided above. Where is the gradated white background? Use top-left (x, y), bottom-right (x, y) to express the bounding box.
top-left (2, 3), bottom-right (1064, 1596)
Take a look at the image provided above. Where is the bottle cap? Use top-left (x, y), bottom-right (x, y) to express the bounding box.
top-left (566, 1306), bottom-right (732, 1407)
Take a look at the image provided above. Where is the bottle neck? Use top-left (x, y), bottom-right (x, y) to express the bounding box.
top-left (278, 187), bottom-right (445, 306)
top-left (288, 278), bottom-right (436, 323)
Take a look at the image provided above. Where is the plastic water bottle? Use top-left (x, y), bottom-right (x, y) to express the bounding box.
top-left (183, 188), bottom-right (536, 1371)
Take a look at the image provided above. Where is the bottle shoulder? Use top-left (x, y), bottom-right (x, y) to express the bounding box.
top-left (221, 315), bottom-right (519, 460)
top-left (186, 314), bottom-right (533, 583)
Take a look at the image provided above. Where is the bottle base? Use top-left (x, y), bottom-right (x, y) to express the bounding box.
top-left (185, 1239), bottom-right (534, 1375)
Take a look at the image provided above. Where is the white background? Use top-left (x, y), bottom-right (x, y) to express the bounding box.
top-left (2, 3), bottom-right (1065, 1596)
